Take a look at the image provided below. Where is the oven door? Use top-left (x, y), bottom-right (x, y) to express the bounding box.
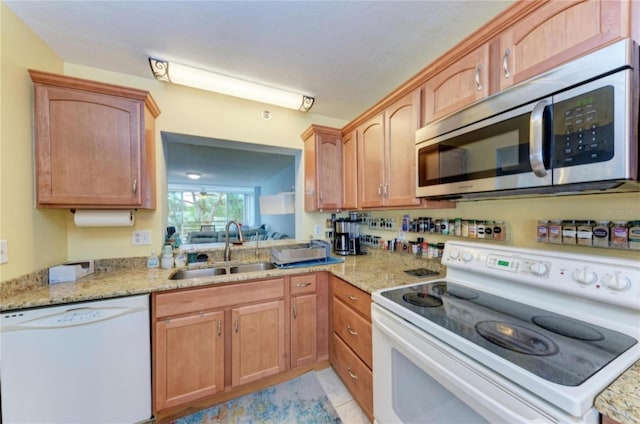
top-left (415, 98), bottom-right (553, 198)
top-left (371, 304), bottom-right (599, 424)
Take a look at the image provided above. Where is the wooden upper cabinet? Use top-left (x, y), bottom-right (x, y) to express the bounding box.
top-left (357, 114), bottom-right (385, 208)
top-left (499, 0), bottom-right (629, 90)
top-left (385, 91), bottom-right (421, 207)
top-left (29, 70), bottom-right (160, 209)
top-left (302, 125), bottom-right (342, 212)
top-left (341, 130), bottom-right (358, 210)
top-left (423, 43), bottom-right (489, 124)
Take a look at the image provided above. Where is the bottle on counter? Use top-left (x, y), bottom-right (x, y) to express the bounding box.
top-left (611, 221), bottom-right (629, 249)
top-left (562, 220), bottom-right (577, 245)
top-left (493, 221), bottom-right (506, 241)
top-left (593, 221), bottom-right (611, 248)
top-left (147, 251), bottom-right (159, 268)
top-left (577, 220), bottom-right (594, 246)
top-left (468, 220), bottom-right (477, 239)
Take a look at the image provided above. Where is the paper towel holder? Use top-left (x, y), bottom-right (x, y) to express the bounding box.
top-left (70, 209), bottom-right (136, 227)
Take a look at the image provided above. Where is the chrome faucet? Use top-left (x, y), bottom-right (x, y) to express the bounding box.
top-left (224, 220), bottom-right (245, 261)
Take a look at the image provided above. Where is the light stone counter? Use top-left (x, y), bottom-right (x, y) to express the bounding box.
top-left (0, 244), bottom-right (635, 423)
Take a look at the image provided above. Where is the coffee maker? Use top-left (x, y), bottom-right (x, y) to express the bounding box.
top-left (333, 218), bottom-right (364, 256)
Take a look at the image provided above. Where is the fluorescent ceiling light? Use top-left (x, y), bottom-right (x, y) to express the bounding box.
top-left (186, 172), bottom-right (201, 180)
top-left (149, 58), bottom-right (314, 112)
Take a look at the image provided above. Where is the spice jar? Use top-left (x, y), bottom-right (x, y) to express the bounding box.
top-left (562, 220), bottom-right (577, 245)
top-left (461, 219), bottom-right (469, 238)
top-left (592, 221), bottom-right (611, 248)
top-left (484, 221), bottom-right (494, 239)
top-left (468, 220), bottom-right (477, 239)
top-left (493, 221), bottom-right (506, 241)
top-left (628, 221), bottom-right (640, 250)
top-left (476, 221), bottom-right (486, 239)
top-left (577, 220), bottom-right (594, 246)
top-left (611, 221), bottom-right (629, 249)
top-left (441, 218), bottom-right (450, 236)
top-left (454, 218), bottom-right (462, 237)
top-left (537, 220), bottom-right (549, 243)
top-left (548, 220), bottom-right (563, 244)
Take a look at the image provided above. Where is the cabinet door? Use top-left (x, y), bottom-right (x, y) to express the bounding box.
top-left (384, 91), bottom-right (421, 207)
top-left (154, 310), bottom-right (224, 411)
top-left (499, 0), bottom-right (627, 90)
top-left (33, 84), bottom-right (145, 207)
top-left (357, 115), bottom-right (385, 208)
top-left (341, 130), bottom-right (358, 210)
top-left (231, 300), bottom-right (286, 386)
top-left (302, 125), bottom-right (342, 211)
top-left (423, 43), bottom-right (489, 124)
top-left (291, 294), bottom-right (318, 368)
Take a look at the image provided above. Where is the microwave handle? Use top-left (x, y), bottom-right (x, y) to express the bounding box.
top-left (529, 99), bottom-right (550, 177)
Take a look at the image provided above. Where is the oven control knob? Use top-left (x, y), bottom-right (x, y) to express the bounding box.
top-left (448, 249), bottom-right (460, 260)
top-left (603, 273), bottom-right (631, 291)
top-left (529, 262), bottom-right (549, 276)
top-left (461, 251), bottom-right (474, 262)
top-left (572, 268), bottom-right (597, 285)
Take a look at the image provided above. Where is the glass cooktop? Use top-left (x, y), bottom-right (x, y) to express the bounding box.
top-left (380, 281), bottom-right (637, 386)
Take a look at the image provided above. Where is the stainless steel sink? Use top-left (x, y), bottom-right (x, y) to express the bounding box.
top-left (169, 267), bottom-right (227, 280)
top-left (169, 262), bottom-right (276, 280)
top-left (229, 262), bottom-right (276, 274)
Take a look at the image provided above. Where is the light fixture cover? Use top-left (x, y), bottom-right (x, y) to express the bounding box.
top-left (259, 192), bottom-right (295, 215)
top-left (186, 172), bottom-right (201, 180)
top-left (149, 58), bottom-right (314, 112)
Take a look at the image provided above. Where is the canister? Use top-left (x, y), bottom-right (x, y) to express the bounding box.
top-left (562, 220), bottom-right (577, 244)
top-left (537, 220), bottom-right (549, 243)
top-left (629, 221), bottom-right (640, 250)
top-left (548, 220), bottom-right (562, 244)
top-left (577, 220), bottom-right (594, 246)
top-left (611, 221), bottom-right (629, 249)
top-left (592, 221), bottom-right (610, 248)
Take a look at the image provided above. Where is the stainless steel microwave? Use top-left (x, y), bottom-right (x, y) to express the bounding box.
top-left (416, 39), bottom-right (639, 200)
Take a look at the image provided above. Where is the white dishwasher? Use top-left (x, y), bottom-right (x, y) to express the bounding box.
top-left (0, 294), bottom-right (151, 424)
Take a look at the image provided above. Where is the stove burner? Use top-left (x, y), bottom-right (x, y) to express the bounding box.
top-left (404, 268), bottom-right (440, 277)
top-left (476, 321), bottom-right (559, 356)
top-left (403, 292), bottom-right (443, 308)
top-left (429, 283), bottom-right (479, 300)
top-left (532, 315), bottom-right (605, 341)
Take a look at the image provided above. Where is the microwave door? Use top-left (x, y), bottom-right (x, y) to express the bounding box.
top-left (551, 70), bottom-right (634, 186)
top-left (416, 99), bottom-right (552, 198)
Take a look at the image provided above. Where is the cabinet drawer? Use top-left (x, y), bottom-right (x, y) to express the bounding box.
top-left (331, 333), bottom-right (373, 419)
top-left (332, 277), bottom-right (371, 320)
top-left (154, 278), bottom-right (285, 318)
top-left (290, 274), bottom-right (317, 296)
top-left (333, 298), bottom-right (372, 368)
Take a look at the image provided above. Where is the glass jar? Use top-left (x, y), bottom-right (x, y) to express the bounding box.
top-left (454, 218), bottom-right (462, 237)
top-left (548, 220), bottom-right (563, 244)
top-left (611, 221), bottom-right (629, 249)
top-left (484, 221), bottom-right (494, 239)
top-left (493, 221), bottom-right (506, 241)
top-left (476, 221), bottom-right (486, 239)
top-left (592, 221), bottom-right (611, 248)
top-left (577, 220), bottom-right (594, 246)
top-left (468, 220), bottom-right (477, 239)
top-left (562, 220), bottom-right (577, 244)
top-left (441, 218), bottom-right (450, 236)
top-left (628, 221), bottom-right (640, 250)
top-left (461, 220), bottom-right (469, 238)
top-left (537, 220), bottom-right (549, 243)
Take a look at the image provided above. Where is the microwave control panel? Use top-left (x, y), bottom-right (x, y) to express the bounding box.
top-left (553, 86), bottom-right (614, 168)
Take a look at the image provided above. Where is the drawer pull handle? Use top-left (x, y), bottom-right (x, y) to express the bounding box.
top-left (475, 64), bottom-right (483, 91)
top-left (293, 304), bottom-right (297, 319)
top-left (347, 367), bottom-right (358, 380)
top-left (234, 316), bottom-right (239, 334)
top-left (347, 294), bottom-right (358, 301)
top-left (296, 282), bottom-right (312, 287)
top-left (346, 325), bottom-right (358, 336)
top-left (503, 48), bottom-right (511, 79)
top-left (217, 320), bottom-right (222, 336)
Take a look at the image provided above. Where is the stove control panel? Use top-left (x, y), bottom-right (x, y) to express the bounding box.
top-left (443, 241), bottom-right (640, 311)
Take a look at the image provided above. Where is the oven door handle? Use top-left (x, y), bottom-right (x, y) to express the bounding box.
top-left (529, 98), bottom-right (550, 178)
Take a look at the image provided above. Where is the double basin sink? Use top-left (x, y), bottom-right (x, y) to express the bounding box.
top-left (170, 261), bottom-right (276, 280)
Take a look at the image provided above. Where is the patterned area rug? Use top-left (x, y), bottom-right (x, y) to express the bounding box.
top-left (171, 372), bottom-right (342, 424)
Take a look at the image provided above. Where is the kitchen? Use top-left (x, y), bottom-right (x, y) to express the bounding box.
top-left (1, 1), bottom-right (640, 423)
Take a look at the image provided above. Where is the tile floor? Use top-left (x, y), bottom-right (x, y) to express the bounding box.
top-left (315, 367), bottom-right (370, 424)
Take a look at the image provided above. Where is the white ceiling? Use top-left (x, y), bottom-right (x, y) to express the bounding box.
top-left (8, 0), bottom-right (514, 188)
top-left (6, 0), bottom-right (513, 122)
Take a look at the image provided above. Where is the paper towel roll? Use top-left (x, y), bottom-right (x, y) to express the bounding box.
top-left (73, 210), bottom-right (135, 227)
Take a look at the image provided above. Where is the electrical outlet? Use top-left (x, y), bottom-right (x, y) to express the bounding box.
top-left (314, 225), bottom-right (322, 236)
top-left (0, 240), bottom-right (7, 264)
top-left (132, 230), bottom-right (151, 246)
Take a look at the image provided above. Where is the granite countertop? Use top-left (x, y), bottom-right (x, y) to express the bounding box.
top-left (0, 245), bottom-right (637, 423)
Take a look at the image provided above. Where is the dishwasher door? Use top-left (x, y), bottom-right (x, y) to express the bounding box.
top-left (0, 294), bottom-right (151, 424)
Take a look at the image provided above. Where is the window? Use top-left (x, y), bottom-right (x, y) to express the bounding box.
top-left (168, 186), bottom-right (255, 239)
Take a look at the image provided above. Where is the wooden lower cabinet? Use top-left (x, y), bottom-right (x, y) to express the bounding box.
top-left (152, 272), bottom-right (329, 419)
top-left (232, 300), bottom-right (286, 386)
top-left (330, 276), bottom-right (373, 422)
top-left (154, 310), bottom-right (224, 411)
